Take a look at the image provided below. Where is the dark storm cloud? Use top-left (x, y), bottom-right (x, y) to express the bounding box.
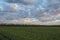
top-left (6, 0), bottom-right (22, 3)
top-left (5, 0), bottom-right (35, 5)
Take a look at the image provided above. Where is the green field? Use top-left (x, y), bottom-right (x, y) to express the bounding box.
top-left (0, 26), bottom-right (60, 40)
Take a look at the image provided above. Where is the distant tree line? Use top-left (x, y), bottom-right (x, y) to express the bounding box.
top-left (0, 23), bottom-right (60, 27)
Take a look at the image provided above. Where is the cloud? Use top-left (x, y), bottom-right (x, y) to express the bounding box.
top-left (0, 0), bottom-right (60, 25)
top-left (9, 3), bottom-right (19, 11)
top-left (42, 20), bottom-right (60, 25)
top-left (0, 18), bottom-right (41, 25)
top-left (1, 18), bottom-right (60, 25)
top-left (0, 15), bottom-right (60, 25)
top-left (22, 0), bottom-right (35, 4)
top-left (5, 0), bottom-right (35, 5)
top-left (0, 6), bottom-right (3, 11)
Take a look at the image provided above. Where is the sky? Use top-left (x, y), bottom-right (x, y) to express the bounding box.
top-left (0, 0), bottom-right (60, 25)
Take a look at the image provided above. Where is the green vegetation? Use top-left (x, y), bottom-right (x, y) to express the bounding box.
top-left (0, 26), bottom-right (60, 40)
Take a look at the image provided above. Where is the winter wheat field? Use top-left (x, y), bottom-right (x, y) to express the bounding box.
top-left (0, 26), bottom-right (60, 40)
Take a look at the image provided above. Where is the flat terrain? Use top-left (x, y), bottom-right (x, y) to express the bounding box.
top-left (0, 26), bottom-right (60, 40)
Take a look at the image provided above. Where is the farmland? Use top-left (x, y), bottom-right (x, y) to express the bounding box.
top-left (0, 25), bottom-right (60, 40)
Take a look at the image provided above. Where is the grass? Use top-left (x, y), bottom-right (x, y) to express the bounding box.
top-left (0, 26), bottom-right (60, 40)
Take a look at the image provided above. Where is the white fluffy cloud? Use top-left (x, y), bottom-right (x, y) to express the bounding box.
top-left (42, 20), bottom-right (60, 25)
top-left (1, 18), bottom-right (60, 25)
top-left (1, 18), bottom-right (40, 25)
top-left (9, 4), bottom-right (19, 11)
